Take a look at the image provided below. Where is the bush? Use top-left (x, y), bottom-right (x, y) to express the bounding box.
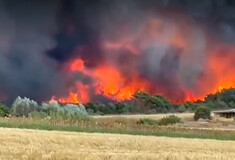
top-left (177, 105), bottom-right (186, 113)
top-left (42, 102), bottom-right (88, 116)
top-left (137, 118), bottom-right (157, 125)
top-left (84, 102), bottom-right (135, 115)
top-left (41, 101), bottom-right (61, 114)
top-left (41, 102), bottom-right (90, 122)
top-left (0, 103), bottom-right (9, 117)
top-left (63, 104), bottom-right (88, 116)
top-left (86, 108), bottom-right (95, 115)
top-left (84, 103), bottom-right (106, 114)
top-left (158, 115), bottom-right (181, 126)
top-left (194, 106), bottom-right (211, 120)
top-left (114, 103), bottom-right (135, 114)
top-left (11, 97), bottom-right (39, 117)
top-left (183, 101), bottom-right (198, 111)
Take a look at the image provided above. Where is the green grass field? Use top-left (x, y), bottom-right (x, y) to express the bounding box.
top-left (0, 116), bottom-right (234, 141)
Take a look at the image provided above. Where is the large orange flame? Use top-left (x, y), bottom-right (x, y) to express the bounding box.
top-left (51, 17), bottom-right (235, 104)
top-left (208, 47), bottom-right (235, 92)
top-left (93, 65), bottom-right (150, 101)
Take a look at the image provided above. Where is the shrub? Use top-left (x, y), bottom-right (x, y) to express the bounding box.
top-left (86, 108), bottom-right (95, 115)
top-left (42, 102), bottom-right (88, 116)
top-left (84, 103), bottom-right (106, 114)
top-left (84, 102), bottom-right (135, 115)
top-left (177, 105), bottom-right (186, 113)
top-left (11, 97), bottom-right (39, 117)
top-left (229, 101), bottom-right (235, 108)
top-left (137, 118), bottom-right (157, 125)
top-left (41, 101), bottom-right (61, 114)
top-left (41, 102), bottom-right (90, 122)
top-left (183, 101), bottom-right (198, 111)
top-left (194, 106), bottom-right (211, 120)
top-left (114, 103), bottom-right (134, 114)
top-left (63, 104), bottom-right (88, 116)
top-left (0, 103), bottom-right (9, 117)
top-left (158, 115), bottom-right (181, 126)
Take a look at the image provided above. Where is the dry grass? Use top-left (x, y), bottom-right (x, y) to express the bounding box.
top-left (93, 113), bottom-right (194, 121)
top-left (0, 128), bottom-right (235, 160)
top-left (93, 113), bottom-right (235, 131)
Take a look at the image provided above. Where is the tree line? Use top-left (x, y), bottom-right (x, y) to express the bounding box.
top-left (85, 88), bottom-right (235, 115)
top-left (0, 88), bottom-right (235, 117)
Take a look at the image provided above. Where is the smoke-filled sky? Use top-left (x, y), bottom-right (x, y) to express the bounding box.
top-left (0, 0), bottom-right (235, 103)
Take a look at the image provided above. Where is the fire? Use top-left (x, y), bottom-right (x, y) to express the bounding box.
top-left (51, 92), bottom-right (80, 104)
top-left (93, 65), bottom-right (150, 101)
top-left (70, 59), bottom-right (84, 71)
top-left (208, 47), bottom-right (235, 93)
top-left (51, 17), bottom-right (235, 104)
top-left (52, 59), bottom-right (151, 103)
top-left (93, 66), bottom-right (122, 96)
top-left (52, 81), bottom-right (90, 104)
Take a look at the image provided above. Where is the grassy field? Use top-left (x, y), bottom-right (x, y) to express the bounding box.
top-left (0, 116), bottom-right (235, 141)
top-left (93, 113), bottom-right (194, 121)
top-left (0, 128), bottom-right (235, 160)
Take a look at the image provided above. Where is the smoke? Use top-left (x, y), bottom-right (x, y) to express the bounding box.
top-left (0, 0), bottom-right (235, 103)
top-left (0, 0), bottom-right (68, 102)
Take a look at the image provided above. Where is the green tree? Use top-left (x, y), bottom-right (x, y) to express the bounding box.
top-left (183, 101), bottom-right (198, 111)
top-left (133, 91), bottom-right (151, 110)
top-left (177, 105), bottom-right (186, 113)
top-left (0, 103), bottom-right (9, 117)
top-left (11, 97), bottom-right (39, 117)
top-left (146, 95), bottom-right (172, 113)
top-left (133, 91), bottom-right (150, 101)
top-left (133, 92), bottom-right (173, 113)
top-left (205, 88), bottom-right (235, 109)
top-left (194, 106), bottom-right (211, 120)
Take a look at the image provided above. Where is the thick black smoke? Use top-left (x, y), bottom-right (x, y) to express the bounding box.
top-left (0, 0), bottom-right (235, 103)
top-left (0, 0), bottom-right (67, 102)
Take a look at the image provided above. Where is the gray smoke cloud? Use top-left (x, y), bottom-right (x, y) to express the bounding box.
top-left (0, 0), bottom-right (68, 102)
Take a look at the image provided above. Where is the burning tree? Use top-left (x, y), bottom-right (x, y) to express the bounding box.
top-left (133, 92), bottom-right (173, 113)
